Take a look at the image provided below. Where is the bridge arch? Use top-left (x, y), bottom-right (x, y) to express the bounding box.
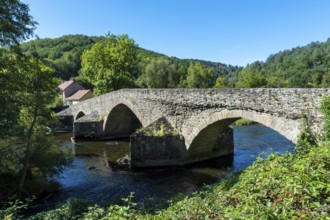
top-left (103, 99), bottom-right (144, 139)
top-left (75, 111), bottom-right (86, 121)
top-left (184, 109), bottom-right (301, 151)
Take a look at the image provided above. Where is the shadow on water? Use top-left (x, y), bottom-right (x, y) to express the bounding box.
top-left (30, 124), bottom-right (294, 213)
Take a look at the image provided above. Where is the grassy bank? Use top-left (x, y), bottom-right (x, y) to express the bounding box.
top-left (9, 140), bottom-right (326, 219)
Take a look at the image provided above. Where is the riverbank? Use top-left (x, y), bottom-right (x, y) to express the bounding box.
top-left (8, 137), bottom-right (328, 219)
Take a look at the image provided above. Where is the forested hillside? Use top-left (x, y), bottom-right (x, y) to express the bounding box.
top-left (20, 34), bottom-right (237, 91)
top-left (235, 38), bottom-right (330, 88)
top-left (21, 35), bottom-right (330, 91)
top-left (20, 35), bottom-right (105, 80)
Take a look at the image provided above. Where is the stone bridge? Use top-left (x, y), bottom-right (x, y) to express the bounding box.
top-left (57, 88), bottom-right (330, 168)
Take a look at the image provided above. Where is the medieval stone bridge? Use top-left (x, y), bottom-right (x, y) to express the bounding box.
top-left (58, 88), bottom-right (330, 168)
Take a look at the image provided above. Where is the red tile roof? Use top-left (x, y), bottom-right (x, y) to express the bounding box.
top-left (66, 90), bottom-right (92, 101)
top-left (58, 80), bottom-right (74, 91)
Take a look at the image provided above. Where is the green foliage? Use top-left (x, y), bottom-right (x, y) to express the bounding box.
top-left (295, 116), bottom-right (317, 154)
top-left (232, 118), bottom-right (255, 126)
top-left (0, 47), bottom-right (73, 202)
top-left (81, 33), bottom-right (138, 95)
top-left (30, 193), bottom-right (138, 220)
top-left (48, 95), bottom-right (63, 109)
top-left (321, 96), bottom-right (330, 140)
top-left (0, 200), bottom-right (28, 220)
top-left (0, 49), bottom-right (22, 138)
top-left (236, 61), bottom-right (267, 88)
top-left (213, 76), bottom-right (226, 88)
top-left (20, 35), bottom-right (105, 79)
top-left (137, 57), bottom-right (181, 88)
top-left (21, 35), bottom-right (237, 88)
top-left (139, 119), bottom-right (178, 137)
top-left (184, 62), bottom-right (214, 88)
top-left (29, 198), bottom-right (90, 220)
top-left (27, 141), bottom-right (330, 219)
top-left (233, 39), bottom-right (330, 88)
top-left (155, 143), bottom-right (330, 219)
top-left (0, 0), bottom-right (36, 47)
top-left (155, 123), bottom-right (165, 137)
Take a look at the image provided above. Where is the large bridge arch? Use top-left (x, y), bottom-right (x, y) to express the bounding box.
top-left (103, 99), bottom-right (145, 139)
top-left (184, 109), bottom-right (301, 151)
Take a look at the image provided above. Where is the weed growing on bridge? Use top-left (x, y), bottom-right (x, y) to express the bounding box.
top-left (137, 119), bottom-right (178, 137)
top-left (321, 96), bottom-right (330, 141)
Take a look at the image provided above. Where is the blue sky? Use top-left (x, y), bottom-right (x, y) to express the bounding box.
top-left (24, 0), bottom-right (330, 66)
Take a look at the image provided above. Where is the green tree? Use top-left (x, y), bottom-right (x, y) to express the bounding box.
top-left (17, 53), bottom-right (57, 195)
top-left (0, 2), bottom-right (71, 201)
top-left (0, 50), bottom-right (71, 199)
top-left (0, 0), bottom-right (36, 47)
top-left (185, 62), bottom-right (213, 88)
top-left (235, 62), bottom-right (267, 88)
top-left (213, 76), bottom-right (226, 88)
top-left (0, 49), bottom-right (21, 138)
top-left (81, 33), bottom-right (138, 95)
top-left (0, 0), bottom-right (37, 138)
top-left (137, 57), bottom-right (180, 88)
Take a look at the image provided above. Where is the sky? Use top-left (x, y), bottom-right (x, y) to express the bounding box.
top-left (23, 0), bottom-right (330, 66)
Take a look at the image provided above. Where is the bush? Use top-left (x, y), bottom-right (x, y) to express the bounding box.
top-left (321, 96), bottom-right (330, 140)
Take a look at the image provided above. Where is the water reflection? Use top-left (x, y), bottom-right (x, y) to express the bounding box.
top-left (48, 125), bottom-right (294, 207)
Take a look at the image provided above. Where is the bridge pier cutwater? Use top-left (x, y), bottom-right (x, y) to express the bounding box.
top-left (57, 88), bottom-right (330, 168)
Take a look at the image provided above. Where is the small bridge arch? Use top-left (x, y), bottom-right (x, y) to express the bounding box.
top-left (103, 99), bottom-right (145, 139)
top-left (75, 111), bottom-right (86, 121)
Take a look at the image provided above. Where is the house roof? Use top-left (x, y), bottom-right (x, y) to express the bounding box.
top-left (58, 80), bottom-right (74, 91)
top-left (66, 90), bottom-right (92, 101)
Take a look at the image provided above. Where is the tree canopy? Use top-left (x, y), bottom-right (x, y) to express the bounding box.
top-left (234, 39), bottom-right (330, 88)
top-left (81, 34), bottom-right (138, 95)
top-left (20, 35), bottom-right (237, 91)
top-left (20, 35), bottom-right (105, 79)
top-left (19, 33), bottom-right (330, 91)
top-left (0, 0), bottom-right (36, 47)
top-left (137, 57), bottom-right (181, 88)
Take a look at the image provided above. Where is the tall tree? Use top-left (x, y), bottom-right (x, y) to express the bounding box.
top-left (137, 57), bottom-right (180, 88)
top-left (81, 33), bottom-right (138, 95)
top-left (0, 0), bottom-right (37, 47)
top-left (235, 62), bottom-right (267, 88)
top-left (0, 47), bottom-right (71, 199)
top-left (0, 0), bottom-right (36, 138)
top-left (213, 76), bottom-right (226, 88)
top-left (185, 62), bottom-right (213, 88)
top-left (0, 2), bottom-right (70, 199)
top-left (0, 49), bottom-right (21, 138)
top-left (17, 51), bottom-right (58, 195)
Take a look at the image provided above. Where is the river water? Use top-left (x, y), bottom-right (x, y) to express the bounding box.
top-left (35, 124), bottom-right (294, 210)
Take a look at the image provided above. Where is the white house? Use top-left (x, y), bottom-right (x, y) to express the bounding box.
top-left (58, 80), bottom-right (84, 104)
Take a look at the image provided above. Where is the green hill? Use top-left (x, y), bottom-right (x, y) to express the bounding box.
top-left (20, 35), bottom-right (237, 87)
top-left (235, 38), bottom-right (330, 88)
top-left (20, 35), bottom-right (105, 80)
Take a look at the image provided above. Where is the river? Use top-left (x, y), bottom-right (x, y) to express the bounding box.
top-left (32, 124), bottom-right (294, 211)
